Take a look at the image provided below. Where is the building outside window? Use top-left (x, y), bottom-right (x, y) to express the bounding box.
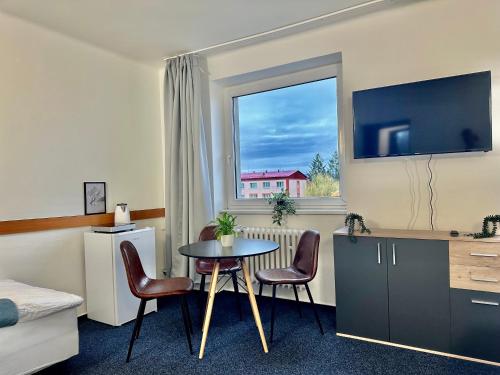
top-left (250, 182), bottom-right (258, 189)
top-left (263, 181), bottom-right (270, 189)
top-left (249, 193), bottom-right (258, 198)
top-left (262, 193), bottom-right (272, 198)
top-left (276, 181), bottom-right (284, 188)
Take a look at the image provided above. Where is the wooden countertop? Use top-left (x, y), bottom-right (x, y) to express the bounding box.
top-left (333, 227), bottom-right (500, 243)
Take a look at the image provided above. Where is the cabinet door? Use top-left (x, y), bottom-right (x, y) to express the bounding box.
top-left (334, 235), bottom-right (389, 341)
top-left (451, 288), bottom-right (500, 362)
top-left (387, 239), bottom-right (450, 352)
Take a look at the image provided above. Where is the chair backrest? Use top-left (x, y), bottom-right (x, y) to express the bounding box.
top-left (120, 240), bottom-right (149, 298)
top-left (292, 230), bottom-right (320, 279)
top-left (198, 225), bottom-right (217, 241)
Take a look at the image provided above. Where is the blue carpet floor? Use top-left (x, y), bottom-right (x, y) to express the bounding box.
top-left (40, 291), bottom-right (499, 375)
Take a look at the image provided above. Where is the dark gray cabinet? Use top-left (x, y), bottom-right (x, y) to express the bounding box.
top-left (334, 236), bottom-right (389, 341)
top-left (334, 235), bottom-right (451, 352)
top-left (451, 288), bottom-right (500, 362)
top-left (387, 239), bottom-right (450, 352)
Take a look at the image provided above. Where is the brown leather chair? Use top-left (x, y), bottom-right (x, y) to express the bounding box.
top-left (256, 230), bottom-right (323, 342)
top-left (120, 241), bottom-right (194, 362)
top-left (195, 225), bottom-right (242, 322)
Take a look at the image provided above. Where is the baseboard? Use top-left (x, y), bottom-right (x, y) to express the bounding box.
top-left (337, 333), bottom-right (500, 368)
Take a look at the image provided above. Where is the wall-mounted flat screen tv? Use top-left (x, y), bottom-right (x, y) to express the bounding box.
top-left (352, 71), bottom-right (492, 159)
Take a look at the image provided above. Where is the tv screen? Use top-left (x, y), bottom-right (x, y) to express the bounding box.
top-left (353, 71), bottom-right (492, 159)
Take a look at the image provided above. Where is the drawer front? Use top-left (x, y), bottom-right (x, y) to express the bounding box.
top-left (450, 241), bottom-right (500, 268)
top-left (450, 264), bottom-right (500, 293)
top-left (451, 288), bottom-right (500, 362)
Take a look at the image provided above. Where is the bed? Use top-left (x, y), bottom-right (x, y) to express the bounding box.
top-left (0, 280), bottom-right (83, 375)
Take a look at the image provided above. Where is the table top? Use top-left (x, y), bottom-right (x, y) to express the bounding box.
top-left (178, 238), bottom-right (279, 259)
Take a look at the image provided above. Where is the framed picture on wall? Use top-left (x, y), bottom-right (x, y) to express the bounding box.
top-left (84, 182), bottom-right (106, 215)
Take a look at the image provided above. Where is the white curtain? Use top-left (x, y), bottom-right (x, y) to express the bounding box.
top-left (164, 55), bottom-right (214, 278)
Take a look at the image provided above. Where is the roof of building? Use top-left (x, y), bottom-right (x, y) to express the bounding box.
top-left (240, 170), bottom-right (308, 181)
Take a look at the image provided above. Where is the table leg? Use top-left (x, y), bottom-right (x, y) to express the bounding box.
top-left (241, 258), bottom-right (269, 353)
top-left (199, 260), bottom-right (220, 359)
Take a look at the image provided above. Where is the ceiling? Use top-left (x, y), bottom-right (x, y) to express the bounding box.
top-left (0, 0), bottom-right (415, 63)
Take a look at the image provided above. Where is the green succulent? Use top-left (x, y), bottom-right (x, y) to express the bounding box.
top-left (471, 214), bottom-right (500, 239)
top-left (345, 212), bottom-right (371, 243)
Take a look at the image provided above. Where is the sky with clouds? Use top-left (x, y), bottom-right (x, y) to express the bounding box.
top-left (236, 77), bottom-right (338, 174)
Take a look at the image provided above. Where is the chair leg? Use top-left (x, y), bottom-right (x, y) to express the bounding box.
top-left (126, 299), bottom-right (146, 363)
top-left (135, 302), bottom-right (146, 339)
top-left (231, 271), bottom-right (243, 321)
top-left (258, 281), bottom-right (263, 297)
top-left (183, 295), bottom-right (193, 334)
top-left (270, 285), bottom-right (277, 343)
top-left (292, 284), bottom-right (302, 318)
top-left (198, 274), bottom-right (206, 326)
top-left (305, 283), bottom-right (324, 335)
top-left (180, 296), bottom-right (194, 354)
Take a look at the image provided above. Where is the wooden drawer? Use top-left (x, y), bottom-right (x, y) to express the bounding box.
top-left (450, 241), bottom-right (500, 268)
top-left (451, 288), bottom-right (500, 362)
top-left (450, 264), bottom-right (500, 293)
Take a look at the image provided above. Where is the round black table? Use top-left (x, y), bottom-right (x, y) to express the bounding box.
top-left (178, 238), bottom-right (279, 359)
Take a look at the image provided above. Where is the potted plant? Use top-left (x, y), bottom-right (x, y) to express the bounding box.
top-left (344, 212), bottom-right (371, 242)
top-left (268, 190), bottom-right (296, 226)
top-left (214, 212), bottom-right (238, 247)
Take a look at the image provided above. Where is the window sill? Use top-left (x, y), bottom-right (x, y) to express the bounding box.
top-left (225, 205), bottom-right (347, 216)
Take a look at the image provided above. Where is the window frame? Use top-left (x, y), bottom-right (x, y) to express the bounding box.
top-left (223, 64), bottom-right (346, 214)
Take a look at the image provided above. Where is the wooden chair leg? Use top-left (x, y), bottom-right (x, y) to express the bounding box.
top-left (126, 299), bottom-right (146, 363)
top-left (305, 283), bottom-right (324, 335)
top-left (180, 296), bottom-right (194, 354)
top-left (270, 285), bottom-right (277, 343)
top-left (292, 284), bottom-right (302, 318)
top-left (231, 271), bottom-right (243, 321)
top-left (198, 274), bottom-right (206, 326)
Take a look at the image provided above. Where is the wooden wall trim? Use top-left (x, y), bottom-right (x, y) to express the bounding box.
top-left (0, 208), bottom-right (165, 235)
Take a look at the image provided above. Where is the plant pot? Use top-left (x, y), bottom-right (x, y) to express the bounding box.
top-left (220, 234), bottom-right (234, 247)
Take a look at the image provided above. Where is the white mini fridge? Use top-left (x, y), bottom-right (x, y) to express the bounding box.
top-left (84, 227), bottom-right (157, 326)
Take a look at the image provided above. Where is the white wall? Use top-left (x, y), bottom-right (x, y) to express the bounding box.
top-left (207, 0), bottom-right (500, 305)
top-left (0, 12), bottom-right (164, 315)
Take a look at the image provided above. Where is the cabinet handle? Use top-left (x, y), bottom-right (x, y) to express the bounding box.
top-left (470, 252), bottom-right (498, 258)
top-left (471, 299), bottom-right (499, 306)
top-left (470, 275), bottom-right (499, 283)
top-left (377, 243), bottom-right (381, 264)
top-left (392, 244), bottom-right (396, 266)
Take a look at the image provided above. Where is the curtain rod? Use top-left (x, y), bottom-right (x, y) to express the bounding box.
top-left (162, 0), bottom-right (385, 61)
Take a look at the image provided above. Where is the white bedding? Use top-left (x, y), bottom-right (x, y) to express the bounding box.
top-left (0, 308), bottom-right (79, 375)
top-left (0, 279), bottom-right (83, 323)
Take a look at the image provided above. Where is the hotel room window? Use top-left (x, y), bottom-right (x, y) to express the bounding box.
top-left (232, 72), bottom-right (342, 207)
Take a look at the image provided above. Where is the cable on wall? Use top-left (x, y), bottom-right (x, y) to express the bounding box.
top-left (412, 158), bottom-right (422, 229)
top-left (427, 154), bottom-right (435, 231)
top-left (404, 158), bottom-right (416, 230)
